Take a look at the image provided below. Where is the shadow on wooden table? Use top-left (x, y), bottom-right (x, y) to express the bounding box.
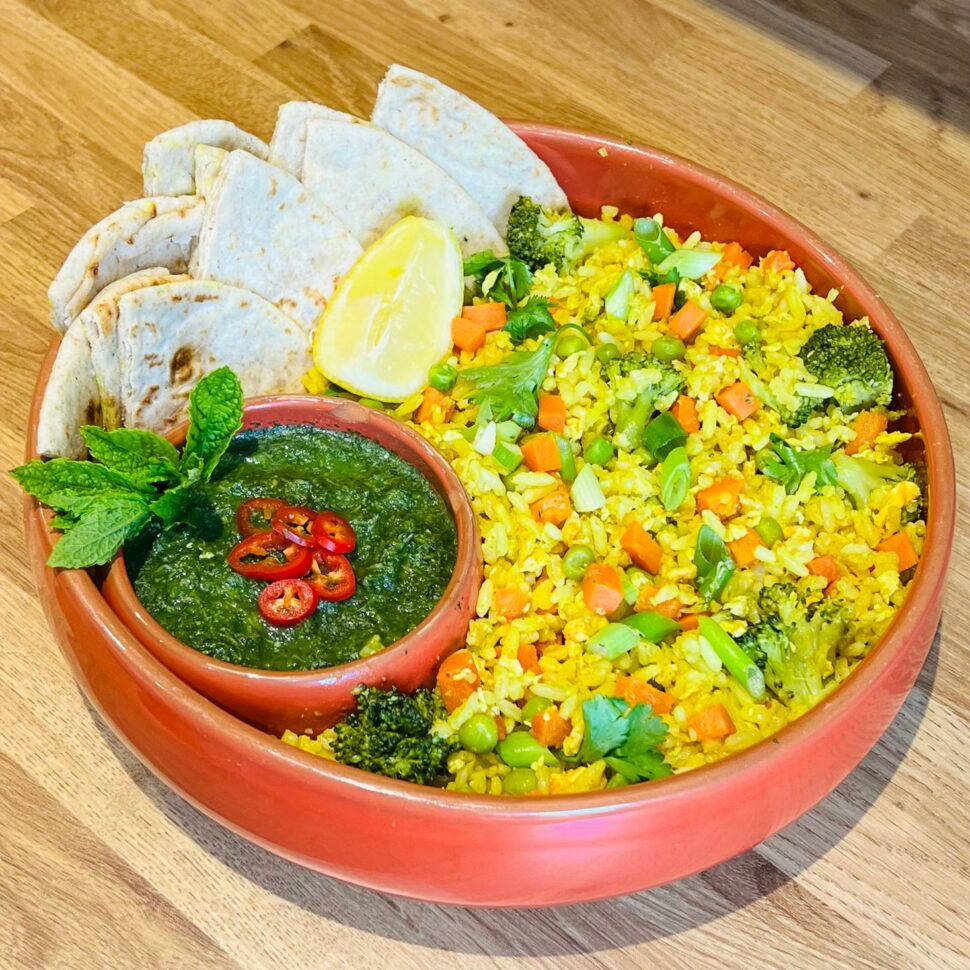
top-left (90, 626), bottom-right (940, 957)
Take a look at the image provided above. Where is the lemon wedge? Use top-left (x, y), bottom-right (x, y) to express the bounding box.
top-left (313, 216), bottom-right (463, 401)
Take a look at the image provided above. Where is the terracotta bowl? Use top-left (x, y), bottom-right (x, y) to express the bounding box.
top-left (24, 124), bottom-right (955, 907)
top-left (100, 396), bottom-right (481, 735)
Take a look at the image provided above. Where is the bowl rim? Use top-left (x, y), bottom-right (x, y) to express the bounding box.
top-left (25, 121), bottom-right (956, 817)
top-left (107, 393), bottom-right (481, 685)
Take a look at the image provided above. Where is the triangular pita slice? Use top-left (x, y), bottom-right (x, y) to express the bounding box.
top-left (370, 64), bottom-right (568, 231)
top-left (48, 196), bottom-right (202, 333)
top-left (78, 268), bottom-right (189, 431)
top-left (193, 151), bottom-right (362, 331)
top-left (142, 119), bottom-right (268, 196)
top-left (302, 119), bottom-right (504, 257)
top-left (268, 100), bottom-right (355, 179)
top-left (36, 320), bottom-right (100, 459)
top-left (117, 280), bottom-right (311, 433)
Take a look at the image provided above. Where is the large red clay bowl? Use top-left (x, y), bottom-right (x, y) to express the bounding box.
top-left (100, 396), bottom-right (481, 736)
top-left (24, 124), bottom-right (955, 907)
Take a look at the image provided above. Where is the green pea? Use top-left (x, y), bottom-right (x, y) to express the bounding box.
top-left (584, 435), bottom-right (614, 466)
top-left (711, 283), bottom-right (743, 313)
top-left (733, 319), bottom-right (760, 345)
top-left (555, 330), bottom-right (589, 357)
top-left (497, 731), bottom-right (557, 768)
top-left (520, 696), bottom-right (553, 722)
top-left (754, 516), bottom-right (784, 548)
top-left (595, 342), bottom-right (620, 365)
top-left (503, 767), bottom-right (538, 795)
top-left (428, 361), bottom-right (458, 393)
top-left (358, 398), bottom-right (384, 410)
top-left (651, 335), bottom-right (686, 362)
top-left (458, 713), bottom-right (499, 754)
top-left (562, 543), bottom-right (596, 581)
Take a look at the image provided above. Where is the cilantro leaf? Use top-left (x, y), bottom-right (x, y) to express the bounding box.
top-left (463, 251), bottom-right (533, 308)
top-left (760, 433), bottom-right (838, 494)
top-left (578, 695), bottom-right (631, 762)
top-left (181, 367), bottom-right (243, 482)
top-left (46, 497), bottom-right (151, 569)
top-left (11, 459), bottom-right (148, 512)
top-left (504, 297), bottom-right (555, 344)
top-left (80, 426), bottom-right (181, 487)
top-left (457, 336), bottom-right (554, 428)
top-left (578, 695), bottom-right (672, 783)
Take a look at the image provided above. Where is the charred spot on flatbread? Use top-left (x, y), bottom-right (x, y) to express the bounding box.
top-left (84, 397), bottom-right (103, 426)
top-left (170, 347), bottom-right (195, 385)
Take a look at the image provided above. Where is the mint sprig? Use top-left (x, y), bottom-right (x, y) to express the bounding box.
top-left (13, 367), bottom-right (244, 569)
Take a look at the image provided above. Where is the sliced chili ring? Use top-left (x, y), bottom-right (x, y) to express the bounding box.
top-left (306, 550), bottom-right (356, 602)
top-left (226, 531), bottom-right (312, 581)
top-left (235, 497), bottom-right (285, 538)
top-left (258, 578), bottom-right (318, 627)
top-left (310, 510), bottom-right (356, 554)
top-left (271, 505), bottom-right (318, 547)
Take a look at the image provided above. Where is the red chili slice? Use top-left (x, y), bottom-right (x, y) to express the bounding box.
top-left (226, 531), bottom-right (312, 581)
top-left (236, 497), bottom-right (286, 538)
top-left (271, 505), bottom-right (318, 547)
top-left (306, 550), bottom-right (356, 602)
top-left (311, 510), bottom-right (356, 554)
top-left (258, 579), bottom-right (318, 627)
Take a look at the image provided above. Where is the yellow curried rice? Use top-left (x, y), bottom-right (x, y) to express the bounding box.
top-left (285, 209), bottom-right (924, 796)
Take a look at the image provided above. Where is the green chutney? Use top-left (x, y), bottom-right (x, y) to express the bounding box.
top-left (128, 424), bottom-right (457, 671)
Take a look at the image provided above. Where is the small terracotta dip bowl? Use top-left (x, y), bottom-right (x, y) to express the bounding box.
top-left (102, 395), bottom-right (481, 735)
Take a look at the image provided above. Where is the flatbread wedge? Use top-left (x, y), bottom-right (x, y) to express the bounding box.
top-left (193, 144), bottom-right (228, 199)
top-left (36, 319), bottom-right (101, 459)
top-left (370, 64), bottom-right (568, 231)
top-left (48, 196), bottom-right (202, 333)
top-left (78, 268), bottom-right (190, 431)
top-left (267, 100), bottom-right (355, 179)
top-left (193, 151), bottom-right (362, 331)
top-left (302, 119), bottom-right (505, 257)
top-left (117, 279), bottom-right (310, 433)
top-left (142, 119), bottom-right (268, 197)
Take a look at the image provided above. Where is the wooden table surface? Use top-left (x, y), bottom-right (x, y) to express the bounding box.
top-left (2, 1), bottom-right (969, 967)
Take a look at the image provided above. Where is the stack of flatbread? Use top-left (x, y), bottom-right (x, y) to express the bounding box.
top-left (37, 65), bottom-right (568, 458)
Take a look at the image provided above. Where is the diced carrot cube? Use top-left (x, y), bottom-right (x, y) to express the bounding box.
top-left (614, 676), bottom-right (676, 715)
top-left (520, 433), bottom-right (561, 472)
top-left (689, 704), bottom-right (736, 741)
top-left (729, 529), bottom-right (763, 567)
top-left (669, 300), bottom-right (708, 340)
top-left (530, 486), bottom-right (572, 525)
top-left (462, 301), bottom-right (507, 331)
top-left (671, 395), bottom-right (700, 433)
top-left (716, 381), bottom-right (761, 421)
top-left (536, 393), bottom-right (567, 434)
top-left (876, 531), bottom-right (919, 572)
top-left (494, 586), bottom-right (530, 620)
top-left (620, 522), bottom-right (663, 574)
top-left (415, 386), bottom-right (454, 424)
top-left (452, 316), bottom-right (486, 353)
top-left (696, 478), bottom-right (745, 519)
top-left (651, 283), bottom-right (677, 321)
top-left (583, 564), bottom-right (624, 615)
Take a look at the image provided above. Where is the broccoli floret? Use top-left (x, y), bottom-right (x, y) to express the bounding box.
top-left (742, 590), bottom-right (849, 710)
top-left (604, 351), bottom-right (686, 452)
top-left (331, 687), bottom-right (457, 786)
top-left (832, 453), bottom-right (914, 510)
top-left (506, 196), bottom-right (629, 271)
top-left (799, 323), bottom-right (893, 413)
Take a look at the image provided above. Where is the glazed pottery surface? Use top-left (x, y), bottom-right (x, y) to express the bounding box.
top-left (24, 124), bottom-right (955, 906)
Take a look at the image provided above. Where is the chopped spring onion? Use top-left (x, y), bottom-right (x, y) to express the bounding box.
top-left (570, 464), bottom-right (606, 512)
top-left (655, 248), bottom-right (722, 280)
top-left (587, 622), bottom-right (641, 659)
top-left (604, 269), bottom-right (635, 321)
top-left (621, 610), bottom-right (682, 643)
top-left (496, 420), bottom-right (523, 442)
top-left (584, 435), bottom-right (614, 466)
top-left (506, 470), bottom-right (556, 492)
top-left (492, 440), bottom-right (523, 474)
top-left (621, 571), bottom-right (639, 606)
top-left (698, 617), bottom-right (766, 702)
top-left (644, 412), bottom-right (688, 461)
top-left (694, 525), bottom-right (736, 601)
top-left (633, 217), bottom-right (676, 263)
top-left (659, 446), bottom-right (691, 512)
top-left (555, 435), bottom-right (577, 482)
top-left (472, 420), bottom-right (497, 455)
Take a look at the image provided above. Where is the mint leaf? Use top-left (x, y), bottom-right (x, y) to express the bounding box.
top-left (46, 497), bottom-right (151, 569)
top-left (182, 367), bottom-right (243, 482)
top-left (578, 695), bottom-right (630, 762)
top-left (11, 459), bottom-right (147, 513)
top-left (49, 513), bottom-right (80, 532)
top-left (81, 426), bottom-right (180, 486)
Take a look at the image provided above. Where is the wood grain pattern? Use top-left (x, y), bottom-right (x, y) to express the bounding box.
top-left (1, 1), bottom-right (968, 967)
